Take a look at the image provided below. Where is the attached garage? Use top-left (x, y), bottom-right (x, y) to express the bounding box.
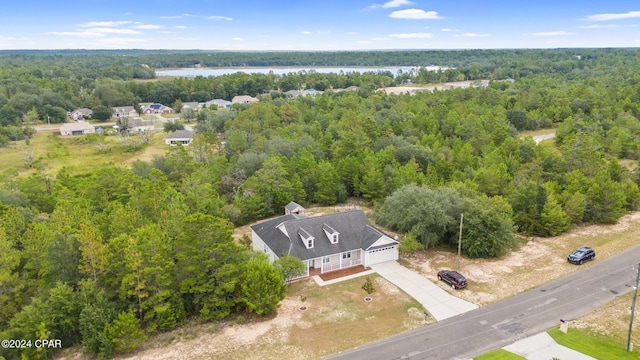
top-left (364, 244), bottom-right (399, 266)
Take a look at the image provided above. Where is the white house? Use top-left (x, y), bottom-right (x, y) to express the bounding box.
top-left (182, 102), bottom-right (203, 111)
top-left (251, 209), bottom-right (399, 278)
top-left (231, 95), bottom-right (259, 105)
top-left (112, 106), bottom-right (139, 118)
top-left (69, 108), bottom-right (92, 121)
top-left (59, 121), bottom-right (96, 136)
top-left (206, 99), bottom-right (232, 109)
top-left (164, 130), bottom-right (194, 146)
top-left (128, 117), bottom-right (155, 132)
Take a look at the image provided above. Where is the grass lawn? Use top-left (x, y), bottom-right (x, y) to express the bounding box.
top-left (0, 129), bottom-right (170, 177)
top-left (548, 327), bottom-right (639, 359)
top-left (212, 275), bottom-right (428, 360)
top-left (474, 349), bottom-right (526, 360)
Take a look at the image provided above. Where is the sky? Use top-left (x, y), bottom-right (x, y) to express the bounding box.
top-left (0, 0), bottom-right (639, 50)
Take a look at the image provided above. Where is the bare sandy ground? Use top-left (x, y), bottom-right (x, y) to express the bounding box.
top-left (380, 80), bottom-right (491, 95)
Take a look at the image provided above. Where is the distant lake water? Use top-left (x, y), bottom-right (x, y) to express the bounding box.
top-left (156, 66), bottom-right (444, 77)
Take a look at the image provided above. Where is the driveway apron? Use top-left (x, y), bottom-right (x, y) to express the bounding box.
top-left (370, 261), bottom-right (478, 321)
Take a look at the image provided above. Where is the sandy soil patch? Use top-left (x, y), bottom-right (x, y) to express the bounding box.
top-left (380, 80), bottom-right (490, 95)
top-left (403, 211), bottom-right (640, 305)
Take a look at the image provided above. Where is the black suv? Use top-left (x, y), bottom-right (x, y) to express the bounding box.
top-left (437, 270), bottom-right (468, 289)
top-left (567, 247), bottom-right (596, 265)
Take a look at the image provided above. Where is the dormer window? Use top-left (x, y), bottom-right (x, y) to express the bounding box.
top-left (299, 227), bottom-right (314, 249)
top-left (323, 224), bottom-right (339, 244)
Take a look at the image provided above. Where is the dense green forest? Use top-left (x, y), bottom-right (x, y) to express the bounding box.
top-left (2, 49), bottom-right (640, 359)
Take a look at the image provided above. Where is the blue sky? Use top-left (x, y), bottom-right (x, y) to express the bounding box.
top-left (0, 0), bottom-right (639, 50)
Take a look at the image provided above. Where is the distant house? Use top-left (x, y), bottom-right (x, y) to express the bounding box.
top-left (284, 89), bottom-right (323, 98)
top-left (128, 117), bottom-right (155, 132)
top-left (284, 90), bottom-right (301, 98)
top-left (143, 103), bottom-right (174, 115)
top-left (181, 102), bottom-right (202, 111)
top-left (60, 121), bottom-right (96, 136)
top-left (206, 99), bottom-right (232, 109)
top-left (70, 108), bottom-right (92, 121)
top-left (165, 130), bottom-right (194, 146)
top-left (301, 89), bottom-right (323, 97)
top-left (112, 106), bottom-right (139, 118)
top-left (251, 208), bottom-right (399, 278)
top-left (231, 95), bottom-right (259, 105)
top-left (330, 86), bottom-right (359, 93)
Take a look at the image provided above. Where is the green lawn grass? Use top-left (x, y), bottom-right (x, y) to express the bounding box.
top-left (0, 130), bottom-right (170, 177)
top-left (474, 349), bottom-right (526, 360)
top-left (548, 327), bottom-right (640, 359)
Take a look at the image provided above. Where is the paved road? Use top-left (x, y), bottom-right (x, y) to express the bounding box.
top-left (326, 245), bottom-right (640, 360)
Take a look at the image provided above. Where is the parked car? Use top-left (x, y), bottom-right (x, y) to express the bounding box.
top-left (567, 247), bottom-right (596, 265)
top-left (437, 269), bottom-right (468, 289)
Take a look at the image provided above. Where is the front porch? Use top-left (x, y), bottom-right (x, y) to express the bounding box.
top-left (317, 265), bottom-right (371, 281)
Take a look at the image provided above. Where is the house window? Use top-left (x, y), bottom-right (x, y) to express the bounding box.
top-left (307, 239), bottom-right (314, 248)
top-left (332, 234), bottom-right (339, 244)
top-left (342, 252), bottom-right (351, 259)
top-left (323, 257), bottom-right (330, 264)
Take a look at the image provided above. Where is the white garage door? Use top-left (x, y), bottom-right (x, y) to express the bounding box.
top-left (366, 246), bottom-right (397, 266)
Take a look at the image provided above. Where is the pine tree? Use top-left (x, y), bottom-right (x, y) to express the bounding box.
top-left (103, 310), bottom-right (146, 355)
top-left (241, 253), bottom-right (286, 315)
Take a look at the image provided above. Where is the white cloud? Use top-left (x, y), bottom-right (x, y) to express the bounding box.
top-left (301, 31), bottom-right (313, 35)
top-left (209, 16), bottom-right (233, 21)
top-left (440, 28), bottom-right (459, 32)
top-left (87, 28), bottom-right (141, 35)
top-left (389, 32), bottom-right (433, 38)
top-left (389, 9), bottom-right (441, 20)
top-left (161, 14), bottom-right (232, 21)
top-left (586, 11), bottom-right (640, 21)
top-left (133, 24), bottom-right (163, 30)
top-left (455, 33), bottom-right (491, 37)
top-left (78, 21), bottom-right (132, 28)
top-left (175, 25), bottom-right (187, 29)
top-left (371, 37), bottom-right (390, 41)
top-left (578, 24), bottom-right (619, 29)
top-left (170, 37), bottom-right (199, 41)
top-left (370, 0), bottom-right (412, 9)
top-left (529, 31), bottom-right (573, 36)
top-left (233, 37), bottom-right (243, 41)
top-left (384, 0), bottom-right (412, 8)
top-left (48, 31), bottom-right (103, 38)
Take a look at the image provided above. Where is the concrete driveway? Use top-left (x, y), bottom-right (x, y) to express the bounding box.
top-left (370, 261), bottom-right (478, 321)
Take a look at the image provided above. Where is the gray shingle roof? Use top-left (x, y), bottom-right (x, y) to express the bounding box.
top-left (285, 201), bottom-right (304, 212)
top-left (165, 130), bottom-right (194, 139)
top-left (251, 210), bottom-right (396, 261)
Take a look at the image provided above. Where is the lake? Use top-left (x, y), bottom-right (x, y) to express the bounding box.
top-left (155, 66), bottom-right (444, 78)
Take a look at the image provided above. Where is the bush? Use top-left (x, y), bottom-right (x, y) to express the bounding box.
top-left (103, 311), bottom-right (146, 355)
top-left (362, 277), bottom-right (376, 295)
top-left (399, 234), bottom-right (424, 253)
